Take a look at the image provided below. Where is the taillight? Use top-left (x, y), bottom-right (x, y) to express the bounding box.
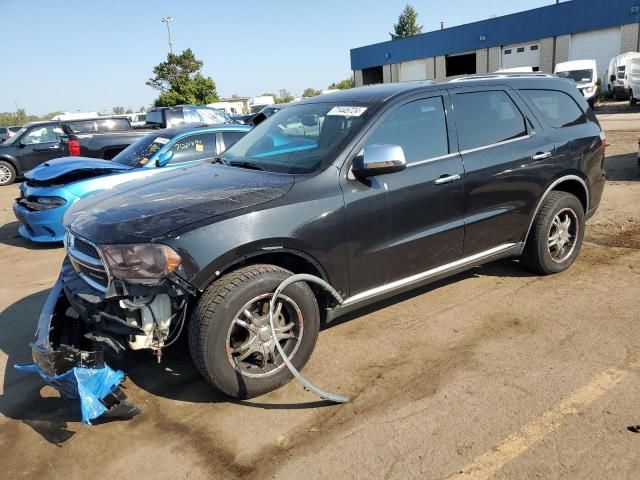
top-left (68, 139), bottom-right (80, 156)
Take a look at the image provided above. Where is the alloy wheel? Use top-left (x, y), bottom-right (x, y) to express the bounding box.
top-left (0, 164), bottom-right (11, 184)
top-left (547, 207), bottom-right (579, 263)
top-left (226, 293), bottom-right (304, 378)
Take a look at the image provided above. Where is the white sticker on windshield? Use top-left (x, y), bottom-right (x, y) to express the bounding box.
top-left (327, 106), bottom-right (367, 117)
top-left (154, 137), bottom-right (170, 144)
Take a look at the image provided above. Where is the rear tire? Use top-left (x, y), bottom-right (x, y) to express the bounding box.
top-left (630, 90), bottom-right (637, 106)
top-left (188, 264), bottom-right (320, 398)
top-left (0, 160), bottom-right (16, 186)
top-left (521, 191), bottom-right (585, 275)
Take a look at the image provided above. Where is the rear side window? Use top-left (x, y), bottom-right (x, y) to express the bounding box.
top-left (454, 91), bottom-right (527, 150)
top-left (365, 97), bottom-right (449, 164)
top-left (520, 90), bottom-right (585, 128)
top-left (221, 131), bottom-right (247, 151)
top-left (166, 132), bottom-right (216, 164)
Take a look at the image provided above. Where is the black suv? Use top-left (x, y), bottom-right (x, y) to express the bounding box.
top-left (31, 76), bottom-right (605, 400)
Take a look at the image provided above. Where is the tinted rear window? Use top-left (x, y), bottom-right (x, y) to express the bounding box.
top-left (520, 90), bottom-right (586, 128)
top-left (146, 111), bottom-right (164, 125)
top-left (454, 91), bottom-right (527, 150)
top-left (66, 118), bottom-right (130, 133)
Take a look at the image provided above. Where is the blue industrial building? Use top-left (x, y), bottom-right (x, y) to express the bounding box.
top-left (350, 0), bottom-right (640, 86)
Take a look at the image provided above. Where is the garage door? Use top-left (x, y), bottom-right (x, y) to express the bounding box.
top-left (569, 27), bottom-right (621, 77)
top-left (501, 43), bottom-right (540, 70)
top-left (399, 60), bottom-right (426, 82)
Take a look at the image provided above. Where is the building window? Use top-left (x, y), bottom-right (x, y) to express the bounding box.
top-left (445, 52), bottom-right (477, 77)
top-left (504, 49), bottom-right (512, 55)
top-left (362, 66), bottom-right (383, 85)
top-left (517, 47), bottom-right (525, 53)
top-left (530, 45), bottom-right (539, 51)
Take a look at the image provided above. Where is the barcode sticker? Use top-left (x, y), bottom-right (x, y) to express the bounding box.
top-left (327, 106), bottom-right (367, 117)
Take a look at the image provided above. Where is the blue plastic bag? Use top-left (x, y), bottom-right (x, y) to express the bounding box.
top-left (15, 363), bottom-right (125, 424)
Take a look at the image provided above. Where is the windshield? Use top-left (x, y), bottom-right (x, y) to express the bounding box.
top-left (221, 102), bottom-right (376, 174)
top-left (112, 133), bottom-right (171, 168)
top-left (2, 126), bottom-right (28, 146)
top-left (557, 69), bottom-right (594, 84)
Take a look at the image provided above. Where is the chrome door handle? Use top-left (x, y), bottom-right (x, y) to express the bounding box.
top-left (532, 151), bottom-right (552, 161)
top-left (434, 173), bottom-right (461, 185)
top-left (48, 145), bottom-right (60, 150)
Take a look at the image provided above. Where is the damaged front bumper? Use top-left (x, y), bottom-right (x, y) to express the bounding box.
top-left (24, 272), bottom-right (139, 424)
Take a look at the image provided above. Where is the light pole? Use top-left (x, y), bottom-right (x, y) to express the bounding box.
top-left (161, 16), bottom-right (173, 54)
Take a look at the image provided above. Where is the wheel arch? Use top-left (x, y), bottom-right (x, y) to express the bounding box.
top-left (523, 174), bottom-right (589, 244)
top-left (0, 155), bottom-right (21, 175)
top-left (199, 249), bottom-right (335, 308)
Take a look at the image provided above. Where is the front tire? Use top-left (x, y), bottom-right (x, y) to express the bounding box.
top-left (521, 191), bottom-right (585, 275)
top-left (188, 264), bottom-right (320, 398)
top-left (0, 160), bottom-right (16, 186)
top-left (630, 90), bottom-right (637, 106)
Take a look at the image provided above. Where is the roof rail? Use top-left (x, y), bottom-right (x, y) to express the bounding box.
top-left (449, 72), bottom-right (555, 82)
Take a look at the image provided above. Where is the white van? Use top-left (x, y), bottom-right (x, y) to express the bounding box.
top-left (626, 57), bottom-right (640, 105)
top-left (607, 52), bottom-right (640, 100)
top-left (555, 59), bottom-right (598, 108)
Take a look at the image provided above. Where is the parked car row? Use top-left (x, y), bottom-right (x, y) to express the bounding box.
top-left (0, 104), bottom-right (238, 186)
top-left (24, 75), bottom-right (606, 410)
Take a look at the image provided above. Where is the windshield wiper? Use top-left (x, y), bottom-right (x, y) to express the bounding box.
top-left (227, 160), bottom-right (264, 171)
top-left (212, 156), bottom-right (227, 165)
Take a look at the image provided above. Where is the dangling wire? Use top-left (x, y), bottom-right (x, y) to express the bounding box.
top-left (268, 274), bottom-right (349, 403)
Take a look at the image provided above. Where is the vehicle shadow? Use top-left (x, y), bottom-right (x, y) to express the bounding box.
top-left (0, 288), bottom-right (80, 445)
top-left (0, 257), bottom-right (532, 444)
top-left (604, 153), bottom-right (640, 182)
top-left (0, 221), bottom-right (63, 250)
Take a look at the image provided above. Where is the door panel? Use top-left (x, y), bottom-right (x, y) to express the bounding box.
top-left (451, 88), bottom-right (558, 256)
top-left (342, 93), bottom-right (465, 296)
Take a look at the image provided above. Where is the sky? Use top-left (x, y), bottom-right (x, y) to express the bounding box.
top-left (0, 0), bottom-right (557, 115)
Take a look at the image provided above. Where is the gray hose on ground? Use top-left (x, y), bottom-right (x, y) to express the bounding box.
top-left (268, 274), bottom-right (349, 403)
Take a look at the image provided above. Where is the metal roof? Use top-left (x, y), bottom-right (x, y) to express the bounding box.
top-left (351, 0), bottom-right (640, 71)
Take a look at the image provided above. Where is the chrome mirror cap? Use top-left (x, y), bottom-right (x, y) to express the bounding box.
top-left (352, 144), bottom-right (407, 177)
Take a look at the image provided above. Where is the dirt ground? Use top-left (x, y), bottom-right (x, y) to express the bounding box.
top-left (0, 116), bottom-right (639, 480)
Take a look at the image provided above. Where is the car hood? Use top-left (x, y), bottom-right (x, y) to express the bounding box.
top-left (64, 163), bottom-right (295, 244)
top-left (25, 157), bottom-right (133, 186)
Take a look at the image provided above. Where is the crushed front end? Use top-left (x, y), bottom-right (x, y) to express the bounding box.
top-left (25, 230), bottom-right (195, 423)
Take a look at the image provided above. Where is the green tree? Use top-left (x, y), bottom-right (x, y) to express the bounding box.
top-left (276, 89), bottom-right (294, 103)
top-left (125, 107), bottom-right (133, 114)
top-left (390, 4), bottom-right (423, 40)
top-left (146, 48), bottom-right (218, 107)
top-left (302, 88), bottom-right (321, 97)
top-left (328, 77), bottom-right (355, 90)
top-left (112, 106), bottom-right (125, 115)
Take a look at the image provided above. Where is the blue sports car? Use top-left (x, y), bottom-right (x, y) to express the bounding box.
top-left (13, 123), bottom-right (251, 242)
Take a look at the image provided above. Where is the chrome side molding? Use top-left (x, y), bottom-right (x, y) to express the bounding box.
top-left (342, 242), bottom-right (519, 306)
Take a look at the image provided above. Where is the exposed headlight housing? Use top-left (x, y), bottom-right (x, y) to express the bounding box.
top-left (101, 244), bottom-right (181, 281)
top-left (584, 86), bottom-right (594, 94)
top-left (35, 196), bottom-right (66, 207)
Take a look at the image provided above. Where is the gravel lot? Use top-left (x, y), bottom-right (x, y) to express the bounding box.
top-left (0, 114), bottom-right (639, 479)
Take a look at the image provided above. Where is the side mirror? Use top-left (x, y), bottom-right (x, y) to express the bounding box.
top-left (18, 142), bottom-right (26, 149)
top-left (610, 74), bottom-right (616, 82)
top-left (352, 144), bottom-right (406, 177)
top-left (155, 150), bottom-right (174, 167)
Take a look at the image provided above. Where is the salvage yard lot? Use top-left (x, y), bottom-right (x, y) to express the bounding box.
top-left (0, 116), bottom-right (639, 479)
